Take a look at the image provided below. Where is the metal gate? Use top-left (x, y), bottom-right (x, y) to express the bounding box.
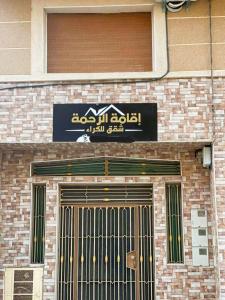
top-left (58, 185), bottom-right (154, 300)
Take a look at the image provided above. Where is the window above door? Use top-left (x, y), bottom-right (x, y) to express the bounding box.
top-left (47, 12), bottom-right (153, 74)
top-left (31, 1), bottom-right (168, 82)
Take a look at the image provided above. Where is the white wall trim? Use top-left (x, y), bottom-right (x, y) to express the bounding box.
top-left (1, 70), bottom-right (225, 83)
top-left (31, 0), bottom-right (45, 75)
top-left (45, 4), bottom-right (154, 13)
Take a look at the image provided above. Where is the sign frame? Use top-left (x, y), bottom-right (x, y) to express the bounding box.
top-left (53, 103), bottom-right (157, 142)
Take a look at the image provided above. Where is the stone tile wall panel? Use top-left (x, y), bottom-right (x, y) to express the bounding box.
top-left (0, 145), bottom-right (216, 299)
top-left (1, 77), bottom-right (225, 299)
top-left (0, 79), bottom-right (213, 143)
top-left (211, 78), bottom-right (225, 299)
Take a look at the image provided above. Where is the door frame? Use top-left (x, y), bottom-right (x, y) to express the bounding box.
top-left (57, 183), bottom-right (155, 300)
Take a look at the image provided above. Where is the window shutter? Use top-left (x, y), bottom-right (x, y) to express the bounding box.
top-left (47, 13), bottom-right (152, 73)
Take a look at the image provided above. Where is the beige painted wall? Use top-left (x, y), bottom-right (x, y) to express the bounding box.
top-left (168, 0), bottom-right (225, 71)
top-left (0, 0), bottom-right (224, 76)
top-left (0, 0), bottom-right (31, 75)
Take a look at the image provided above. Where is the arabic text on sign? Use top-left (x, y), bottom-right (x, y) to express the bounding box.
top-left (71, 113), bottom-right (142, 125)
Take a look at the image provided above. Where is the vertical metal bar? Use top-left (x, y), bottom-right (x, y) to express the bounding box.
top-left (106, 207), bottom-right (108, 299)
top-left (88, 208), bottom-right (91, 300)
top-left (109, 207), bottom-right (112, 300)
top-left (101, 208), bottom-right (104, 300)
top-left (36, 186), bottom-right (39, 262)
top-left (97, 208), bottom-right (102, 299)
top-left (70, 207), bottom-right (74, 300)
top-left (129, 207), bottom-right (132, 300)
top-left (41, 185), bottom-right (44, 263)
top-left (66, 208), bottom-right (69, 299)
top-left (98, 208), bottom-right (100, 299)
top-left (173, 185), bottom-right (177, 263)
top-left (64, 207), bottom-right (67, 299)
top-left (93, 207), bottom-right (96, 300)
top-left (175, 185), bottom-right (179, 262)
top-left (63, 206), bottom-right (66, 300)
top-left (122, 208), bottom-right (125, 300)
top-left (84, 208), bottom-right (88, 300)
top-left (177, 185), bottom-right (182, 262)
top-left (58, 206), bottom-right (61, 300)
top-left (113, 208), bottom-right (116, 300)
top-left (60, 207), bottom-right (65, 300)
top-left (60, 206), bottom-right (64, 300)
top-left (148, 205), bottom-right (152, 300)
top-left (139, 206), bottom-right (143, 300)
top-left (177, 184), bottom-right (183, 263)
top-left (180, 185), bottom-right (183, 263)
top-left (66, 207), bottom-right (68, 299)
top-left (141, 205), bottom-right (149, 299)
top-left (70, 207), bottom-right (72, 298)
top-left (81, 207), bottom-right (84, 300)
top-left (144, 206), bottom-right (147, 300)
top-left (37, 186), bottom-right (41, 262)
top-left (33, 186), bottom-right (37, 262)
top-left (168, 186), bottom-right (173, 263)
top-left (135, 206), bottom-right (140, 300)
top-left (74, 207), bottom-right (79, 300)
top-left (117, 207), bottom-right (120, 300)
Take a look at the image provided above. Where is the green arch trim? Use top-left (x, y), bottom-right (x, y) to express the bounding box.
top-left (32, 157), bottom-right (181, 176)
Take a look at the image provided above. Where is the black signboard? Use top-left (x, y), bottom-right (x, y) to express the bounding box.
top-left (53, 103), bottom-right (157, 142)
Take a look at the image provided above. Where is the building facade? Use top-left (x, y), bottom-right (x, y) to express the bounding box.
top-left (0, 0), bottom-right (225, 299)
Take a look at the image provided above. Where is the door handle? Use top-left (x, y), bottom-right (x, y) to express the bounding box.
top-left (126, 250), bottom-right (137, 270)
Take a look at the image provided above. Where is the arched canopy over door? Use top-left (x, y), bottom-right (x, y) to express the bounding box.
top-left (32, 157), bottom-right (181, 177)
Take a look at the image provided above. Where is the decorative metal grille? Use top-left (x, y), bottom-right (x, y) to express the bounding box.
top-left (31, 185), bottom-right (46, 264)
top-left (32, 157), bottom-right (180, 177)
top-left (138, 205), bottom-right (154, 299)
top-left (60, 185), bottom-right (153, 204)
top-left (77, 206), bottom-right (136, 299)
top-left (58, 185), bottom-right (154, 300)
top-left (58, 206), bottom-right (75, 300)
top-left (166, 183), bottom-right (183, 263)
top-left (13, 270), bottom-right (33, 300)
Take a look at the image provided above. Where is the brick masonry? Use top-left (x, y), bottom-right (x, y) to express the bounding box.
top-left (0, 145), bottom-right (216, 300)
top-left (211, 78), bottom-right (225, 300)
top-left (0, 77), bottom-right (225, 299)
top-left (0, 78), bottom-right (213, 143)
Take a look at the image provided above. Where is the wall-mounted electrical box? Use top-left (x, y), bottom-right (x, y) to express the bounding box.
top-left (202, 146), bottom-right (212, 168)
top-left (192, 228), bottom-right (208, 247)
top-left (192, 247), bottom-right (209, 267)
top-left (191, 209), bottom-right (207, 228)
top-left (191, 208), bottom-right (209, 267)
